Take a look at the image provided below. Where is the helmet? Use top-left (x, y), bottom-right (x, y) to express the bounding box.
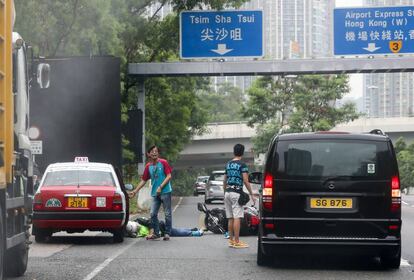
top-left (126, 221), bottom-right (140, 237)
top-left (135, 217), bottom-right (151, 227)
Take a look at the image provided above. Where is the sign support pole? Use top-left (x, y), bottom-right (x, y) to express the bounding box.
top-left (137, 79), bottom-right (145, 175)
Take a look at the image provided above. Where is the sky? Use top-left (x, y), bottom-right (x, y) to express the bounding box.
top-left (335, 0), bottom-right (363, 99)
top-left (335, 0), bottom-right (362, 7)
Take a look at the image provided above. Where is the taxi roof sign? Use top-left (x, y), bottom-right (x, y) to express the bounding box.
top-left (74, 157), bottom-right (89, 163)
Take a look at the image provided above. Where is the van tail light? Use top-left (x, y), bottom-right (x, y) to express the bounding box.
top-left (388, 225), bottom-right (399, 231)
top-left (391, 175), bottom-right (401, 212)
top-left (112, 193), bottom-right (123, 211)
top-left (263, 173), bottom-right (273, 211)
top-left (33, 193), bottom-right (43, 211)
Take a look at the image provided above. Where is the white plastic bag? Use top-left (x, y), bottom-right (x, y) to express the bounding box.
top-left (137, 182), bottom-right (152, 210)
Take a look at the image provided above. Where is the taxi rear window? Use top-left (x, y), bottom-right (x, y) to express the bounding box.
top-left (43, 170), bottom-right (115, 186)
top-left (276, 140), bottom-right (392, 179)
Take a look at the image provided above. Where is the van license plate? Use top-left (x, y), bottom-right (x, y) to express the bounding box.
top-left (67, 197), bottom-right (88, 208)
top-left (310, 198), bottom-right (352, 209)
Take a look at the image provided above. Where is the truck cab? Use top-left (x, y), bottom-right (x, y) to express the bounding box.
top-left (0, 1), bottom-right (50, 278)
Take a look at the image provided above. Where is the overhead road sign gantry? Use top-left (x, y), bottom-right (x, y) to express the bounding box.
top-left (129, 57), bottom-right (414, 77)
top-left (180, 10), bottom-right (263, 59)
top-left (334, 6), bottom-right (414, 56)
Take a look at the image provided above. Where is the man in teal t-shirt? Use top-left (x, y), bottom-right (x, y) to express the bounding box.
top-left (129, 145), bottom-right (173, 241)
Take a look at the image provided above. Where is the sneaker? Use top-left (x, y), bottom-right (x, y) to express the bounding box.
top-left (224, 231), bottom-right (230, 239)
top-left (163, 234), bottom-right (170, 241)
top-left (146, 234), bottom-right (160, 241)
top-left (191, 229), bottom-right (204, 237)
top-left (232, 241), bottom-right (249, 249)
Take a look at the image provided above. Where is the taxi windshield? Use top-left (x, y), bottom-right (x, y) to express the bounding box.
top-left (42, 170), bottom-right (115, 186)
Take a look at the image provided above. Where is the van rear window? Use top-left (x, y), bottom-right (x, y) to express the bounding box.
top-left (277, 140), bottom-right (392, 179)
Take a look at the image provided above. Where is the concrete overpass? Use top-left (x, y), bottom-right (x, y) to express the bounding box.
top-left (175, 117), bottom-right (414, 170)
top-left (175, 122), bottom-right (255, 170)
top-left (333, 117), bottom-right (414, 143)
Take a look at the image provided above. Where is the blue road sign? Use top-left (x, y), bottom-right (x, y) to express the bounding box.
top-left (180, 10), bottom-right (263, 59)
top-left (334, 6), bottom-right (414, 56)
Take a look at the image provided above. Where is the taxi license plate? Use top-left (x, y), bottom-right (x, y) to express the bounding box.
top-left (310, 198), bottom-right (353, 209)
top-left (67, 197), bottom-right (88, 208)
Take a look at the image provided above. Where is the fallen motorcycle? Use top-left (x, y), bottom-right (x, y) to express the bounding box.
top-left (197, 202), bottom-right (259, 236)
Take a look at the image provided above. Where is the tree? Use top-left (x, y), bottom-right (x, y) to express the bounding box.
top-left (116, 1), bottom-right (248, 163)
top-left (289, 75), bottom-right (359, 132)
top-left (144, 77), bottom-right (210, 161)
top-left (394, 137), bottom-right (407, 154)
top-left (14, 0), bottom-right (123, 57)
top-left (198, 83), bottom-right (246, 123)
top-left (14, 0), bottom-right (248, 169)
top-left (395, 137), bottom-right (414, 190)
top-left (242, 75), bottom-right (361, 153)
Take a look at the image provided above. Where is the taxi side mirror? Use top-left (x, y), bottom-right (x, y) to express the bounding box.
top-left (124, 184), bottom-right (134, 191)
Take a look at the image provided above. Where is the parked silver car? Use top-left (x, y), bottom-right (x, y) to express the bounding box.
top-left (204, 170), bottom-right (225, 204)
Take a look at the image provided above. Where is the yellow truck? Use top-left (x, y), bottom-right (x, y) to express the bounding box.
top-left (0, 1), bottom-right (49, 278)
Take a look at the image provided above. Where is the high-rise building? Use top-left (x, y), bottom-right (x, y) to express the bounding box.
top-left (244, 0), bottom-right (334, 59)
top-left (363, 0), bottom-right (414, 117)
top-left (214, 0), bottom-right (335, 92)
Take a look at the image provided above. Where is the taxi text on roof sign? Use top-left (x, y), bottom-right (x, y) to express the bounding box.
top-left (334, 6), bottom-right (414, 56)
top-left (180, 10), bottom-right (263, 59)
top-left (74, 157), bottom-right (89, 163)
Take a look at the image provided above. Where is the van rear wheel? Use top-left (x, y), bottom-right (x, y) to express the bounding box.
top-left (257, 237), bottom-right (271, 266)
top-left (381, 246), bottom-right (401, 269)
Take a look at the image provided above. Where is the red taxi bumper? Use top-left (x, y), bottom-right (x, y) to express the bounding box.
top-left (33, 211), bottom-right (124, 229)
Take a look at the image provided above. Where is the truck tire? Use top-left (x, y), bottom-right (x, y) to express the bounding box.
top-left (4, 242), bottom-right (28, 277)
top-left (0, 206), bottom-right (4, 280)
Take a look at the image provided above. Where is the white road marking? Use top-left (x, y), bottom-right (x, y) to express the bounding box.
top-left (401, 258), bottom-right (410, 266)
top-left (173, 197), bottom-right (183, 213)
top-left (82, 238), bottom-right (140, 280)
top-left (402, 201), bottom-right (409, 205)
top-left (83, 196), bottom-right (183, 280)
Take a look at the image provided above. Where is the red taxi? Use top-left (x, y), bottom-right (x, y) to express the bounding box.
top-left (32, 158), bottom-right (128, 243)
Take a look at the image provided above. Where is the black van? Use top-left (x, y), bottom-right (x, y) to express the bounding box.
top-left (254, 131), bottom-right (401, 269)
